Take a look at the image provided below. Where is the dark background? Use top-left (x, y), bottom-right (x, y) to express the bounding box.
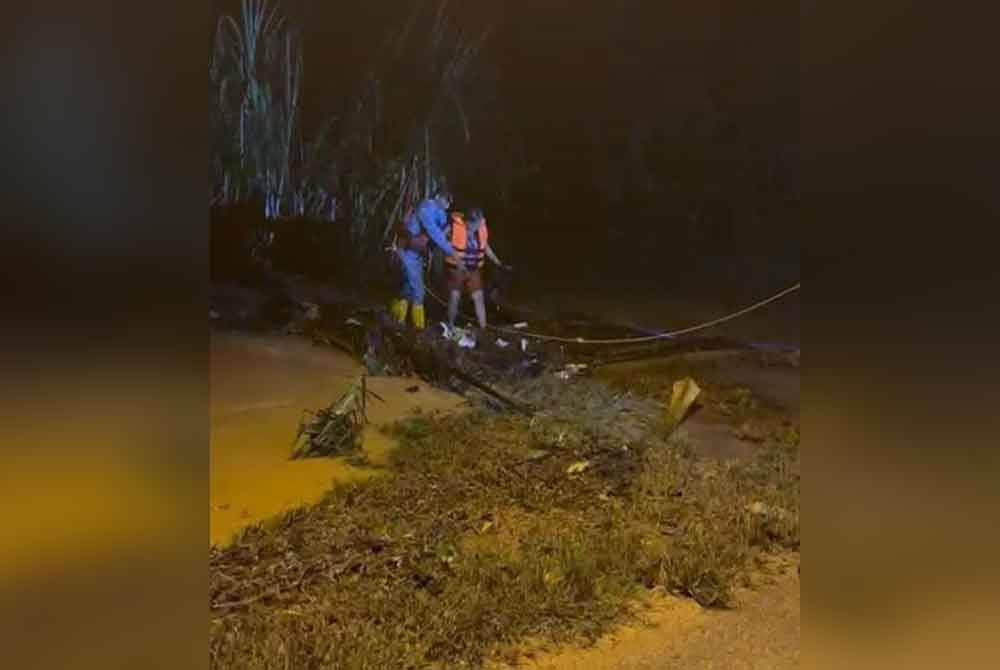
top-left (211, 0), bottom-right (798, 295)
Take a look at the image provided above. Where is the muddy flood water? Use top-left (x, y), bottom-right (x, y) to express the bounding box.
top-left (210, 331), bottom-right (464, 546)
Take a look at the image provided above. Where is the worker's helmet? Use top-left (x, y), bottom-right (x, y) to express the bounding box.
top-left (433, 188), bottom-right (453, 208)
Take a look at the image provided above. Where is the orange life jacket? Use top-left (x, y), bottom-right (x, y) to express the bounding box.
top-left (446, 217), bottom-right (489, 270)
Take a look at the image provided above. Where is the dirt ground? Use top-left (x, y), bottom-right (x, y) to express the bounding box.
top-left (493, 556), bottom-right (799, 670)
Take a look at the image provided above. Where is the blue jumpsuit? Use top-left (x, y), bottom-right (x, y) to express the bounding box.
top-left (398, 199), bottom-right (456, 304)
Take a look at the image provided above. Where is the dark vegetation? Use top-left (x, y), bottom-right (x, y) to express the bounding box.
top-left (211, 0), bottom-right (509, 286)
top-left (210, 0), bottom-right (797, 291)
top-left (291, 375), bottom-right (380, 462)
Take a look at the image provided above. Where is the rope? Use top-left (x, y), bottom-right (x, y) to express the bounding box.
top-left (426, 280), bottom-right (800, 346)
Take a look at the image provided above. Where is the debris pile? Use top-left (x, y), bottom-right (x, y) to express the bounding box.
top-left (290, 375), bottom-right (382, 460)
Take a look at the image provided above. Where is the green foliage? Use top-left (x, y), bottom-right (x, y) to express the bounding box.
top-left (211, 0), bottom-right (317, 218)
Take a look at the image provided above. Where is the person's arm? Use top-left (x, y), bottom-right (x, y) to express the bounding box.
top-left (485, 243), bottom-right (503, 266)
top-left (417, 204), bottom-right (457, 258)
top-left (485, 244), bottom-right (510, 269)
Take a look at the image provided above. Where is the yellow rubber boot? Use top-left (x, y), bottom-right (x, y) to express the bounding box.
top-left (389, 298), bottom-right (409, 324)
top-left (411, 303), bottom-right (426, 331)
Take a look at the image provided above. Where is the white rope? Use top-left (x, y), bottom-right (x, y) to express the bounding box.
top-left (426, 281), bottom-right (800, 346)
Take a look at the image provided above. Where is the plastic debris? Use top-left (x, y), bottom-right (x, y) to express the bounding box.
top-left (345, 317), bottom-right (363, 326)
top-left (513, 322), bottom-right (528, 329)
top-left (440, 323), bottom-right (475, 347)
top-left (299, 301), bottom-right (321, 320)
top-left (555, 363), bottom-right (588, 380)
top-left (745, 501), bottom-right (791, 523)
top-left (566, 460), bottom-right (591, 475)
top-left (521, 338), bottom-right (528, 352)
top-left (666, 377), bottom-right (702, 427)
top-left (496, 338), bottom-right (510, 348)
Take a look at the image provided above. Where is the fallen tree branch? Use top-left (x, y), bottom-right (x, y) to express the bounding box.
top-left (379, 324), bottom-right (534, 415)
top-left (447, 364), bottom-right (533, 415)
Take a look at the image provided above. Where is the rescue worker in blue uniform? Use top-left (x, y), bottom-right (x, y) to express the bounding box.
top-left (390, 189), bottom-right (464, 330)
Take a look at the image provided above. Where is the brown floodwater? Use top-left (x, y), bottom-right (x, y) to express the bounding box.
top-left (210, 331), bottom-right (463, 546)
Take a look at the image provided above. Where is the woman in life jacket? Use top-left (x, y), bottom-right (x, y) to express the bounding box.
top-left (445, 208), bottom-right (507, 330)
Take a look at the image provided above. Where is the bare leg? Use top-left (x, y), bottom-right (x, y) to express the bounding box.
top-left (448, 289), bottom-right (461, 326)
top-left (472, 289), bottom-right (487, 329)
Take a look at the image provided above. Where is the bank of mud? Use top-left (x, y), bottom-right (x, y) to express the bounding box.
top-left (209, 329), bottom-right (799, 669)
top-left (208, 268), bottom-right (799, 668)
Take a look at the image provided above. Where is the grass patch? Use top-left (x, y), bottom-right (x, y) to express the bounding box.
top-left (211, 391), bottom-right (798, 668)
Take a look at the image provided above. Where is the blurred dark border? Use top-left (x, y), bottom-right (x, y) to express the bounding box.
top-left (2, 2), bottom-right (209, 668)
top-left (804, 2), bottom-right (1000, 668)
